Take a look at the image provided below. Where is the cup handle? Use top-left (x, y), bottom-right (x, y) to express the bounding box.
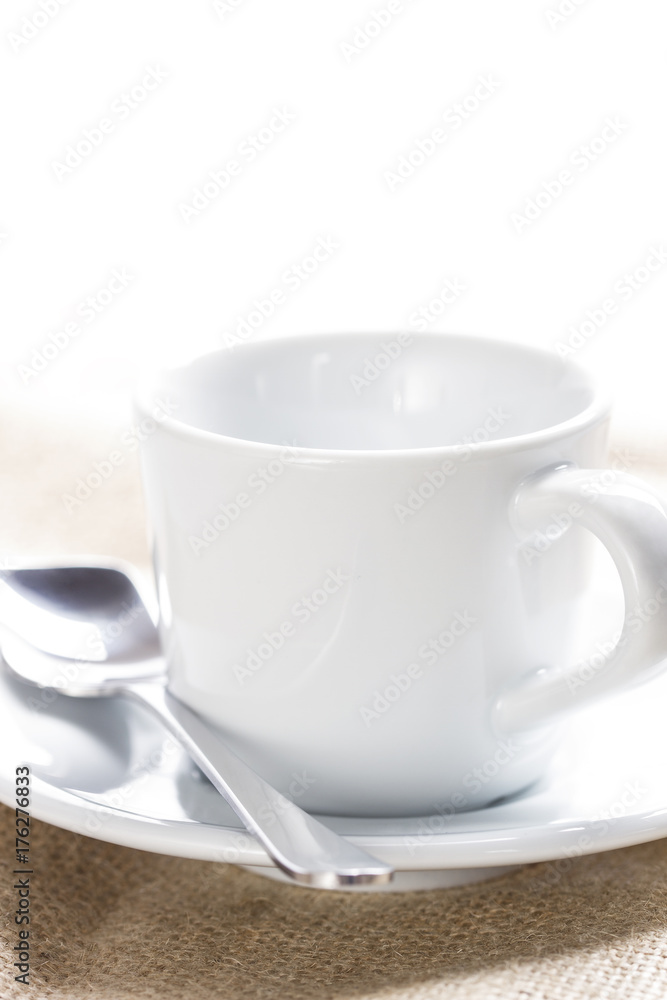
top-left (494, 462), bottom-right (667, 732)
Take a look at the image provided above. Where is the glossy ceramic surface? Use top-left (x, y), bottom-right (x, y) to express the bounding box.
top-left (134, 334), bottom-right (667, 816)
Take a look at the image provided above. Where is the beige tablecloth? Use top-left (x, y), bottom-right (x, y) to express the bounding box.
top-left (2, 406), bottom-right (667, 1000)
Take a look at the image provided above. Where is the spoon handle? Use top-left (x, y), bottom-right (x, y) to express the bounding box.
top-left (125, 681), bottom-right (394, 888)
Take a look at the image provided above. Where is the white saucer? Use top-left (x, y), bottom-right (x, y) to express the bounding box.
top-left (2, 648), bottom-right (667, 892)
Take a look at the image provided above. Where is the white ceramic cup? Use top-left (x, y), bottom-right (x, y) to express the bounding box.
top-left (135, 333), bottom-right (667, 817)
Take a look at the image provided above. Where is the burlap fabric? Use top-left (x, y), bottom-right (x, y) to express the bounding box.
top-left (2, 406), bottom-right (667, 1000)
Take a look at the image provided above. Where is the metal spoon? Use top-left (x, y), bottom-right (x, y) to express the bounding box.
top-left (0, 563), bottom-right (158, 663)
top-left (0, 563), bottom-right (393, 888)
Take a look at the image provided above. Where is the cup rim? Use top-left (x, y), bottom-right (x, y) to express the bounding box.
top-left (133, 332), bottom-right (612, 462)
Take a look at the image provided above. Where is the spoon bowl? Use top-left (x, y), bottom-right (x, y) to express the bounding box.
top-left (0, 563), bottom-right (159, 662)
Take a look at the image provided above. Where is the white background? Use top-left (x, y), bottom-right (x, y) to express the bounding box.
top-left (1, 0), bottom-right (665, 443)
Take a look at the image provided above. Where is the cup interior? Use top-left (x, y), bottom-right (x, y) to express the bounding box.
top-left (140, 334), bottom-right (599, 452)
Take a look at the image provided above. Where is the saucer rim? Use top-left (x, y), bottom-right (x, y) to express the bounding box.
top-left (8, 769), bottom-right (667, 873)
